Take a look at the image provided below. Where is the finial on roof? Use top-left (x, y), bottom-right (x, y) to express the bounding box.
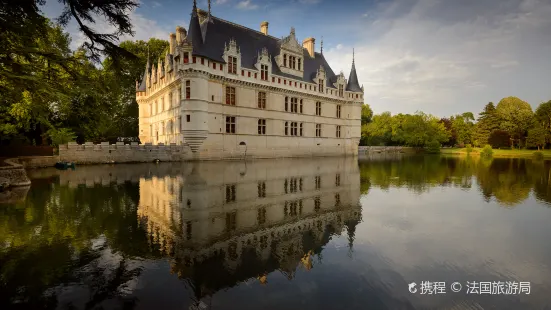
top-left (320, 36), bottom-right (323, 54)
top-left (352, 48), bottom-right (355, 65)
top-left (208, 0), bottom-right (211, 15)
top-left (193, 0), bottom-right (197, 13)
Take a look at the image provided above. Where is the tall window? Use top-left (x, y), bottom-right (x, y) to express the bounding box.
top-left (161, 97), bottom-right (164, 111)
top-left (285, 122), bottom-right (288, 136)
top-left (299, 123), bottom-right (303, 136)
top-left (336, 125), bottom-right (341, 138)
top-left (291, 97), bottom-right (298, 113)
top-left (290, 56), bottom-right (296, 69)
top-left (226, 86), bottom-right (236, 105)
top-left (228, 56), bottom-right (237, 74)
top-left (316, 101), bottom-right (321, 116)
top-left (183, 52), bottom-right (189, 63)
top-left (299, 99), bottom-right (303, 114)
top-left (338, 84), bottom-right (344, 97)
top-left (258, 92), bottom-right (266, 109)
top-left (160, 121), bottom-right (164, 135)
top-left (258, 119), bottom-right (266, 135)
top-left (185, 80), bottom-right (191, 99)
top-left (178, 116), bottom-right (182, 131)
top-left (336, 105), bottom-right (341, 118)
top-left (291, 122), bottom-right (298, 136)
top-left (261, 65), bottom-right (268, 81)
top-left (318, 79), bottom-right (324, 93)
top-left (284, 96), bottom-right (289, 111)
top-left (168, 92), bottom-right (173, 108)
top-left (283, 54), bottom-right (287, 67)
top-left (225, 116), bottom-right (236, 133)
top-left (178, 88), bottom-right (182, 103)
top-left (316, 124), bottom-right (322, 137)
top-left (298, 58), bottom-right (301, 71)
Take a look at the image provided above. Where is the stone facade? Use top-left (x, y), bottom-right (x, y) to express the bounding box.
top-left (135, 3), bottom-right (364, 160)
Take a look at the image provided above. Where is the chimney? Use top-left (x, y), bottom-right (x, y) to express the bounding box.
top-left (303, 37), bottom-right (315, 58)
top-left (169, 33), bottom-right (176, 54)
top-left (260, 21), bottom-right (269, 35)
top-left (176, 26), bottom-right (187, 45)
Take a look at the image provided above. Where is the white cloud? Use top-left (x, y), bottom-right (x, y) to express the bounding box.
top-left (215, 0), bottom-right (229, 4)
top-left (236, 0), bottom-right (258, 10)
top-left (151, 1), bottom-right (162, 8)
top-left (324, 0), bottom-right (551, 117)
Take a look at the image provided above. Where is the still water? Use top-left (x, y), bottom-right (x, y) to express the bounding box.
top-left (1, 156), bottom-right (551, 309)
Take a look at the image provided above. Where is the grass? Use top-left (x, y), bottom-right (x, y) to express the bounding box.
top-left (440, 147), bottom-right (551, 158)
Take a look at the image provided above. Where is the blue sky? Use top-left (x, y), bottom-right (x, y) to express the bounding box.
top-left (41, 0), bottom-right (551, 117)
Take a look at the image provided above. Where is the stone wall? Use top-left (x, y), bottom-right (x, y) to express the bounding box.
top-left (17, 156), bottom-right (59, 168)
top-left (59, 142), bottom-right (190, 164)
top-left (58, 141), bottom-right (358, 164)
top-left (0, 158), bottom-right (31, 203)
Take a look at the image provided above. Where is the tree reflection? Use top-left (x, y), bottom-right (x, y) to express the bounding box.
top-left (359, 156), bottom-right (551, 207)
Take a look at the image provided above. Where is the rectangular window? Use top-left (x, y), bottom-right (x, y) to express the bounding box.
top-left (284, 80), bottom-right (286, 85)
top-left (178, 116), bottom-right (182, 131)
top-left (226, 86), bottom-right (236, 105)
top-left (294, 82), bottom-right (297, 87)
top-left (336, 105), bottom-right (341, 118)
top-left (248, 72), bottom-right (251, 77)
top-left (257, 207), bottom-right (266, 224)
top-left (212, 62), bottom-right (216, 69)
top-left (168, 92), bottom-right (173, 109)
top-left (299, 99), bottom-right (303, 114)
top-left (272, 76), bottom-right (275, 83)
top-left (336, 125), bottom-right (341, 138)
top-left (316, 101), bottom-right (321, 116)
top-left (161, 97), bottom-right (164, 111)
top-left (318, 79), bottom-right (324, 93)
top-left (186, 114), bottom-right (191, 122)
top-left (225, 185), bottom-right (236, 203)
top-left (185, 80), bottom-right (191, 99)
top-left (193, 56), bottom-right (196, 63)
top-left (285, 122), bottom-right (288, 135)
top-left (241, 70), bottom-right (244, 76)
top-left (283, 54), bottom-right (287, 67)
top-left (278, 78), bottom-right (281, 84)
top-left (291, 122), bottom-right (298, 136)
top-left (184, 52), bottom-right (189, 63)
top-left (315, 176), bottom-right (321, 190)
top-left (225, 116), bottom-right (236, 133)
top-left (178, 88), bottom-right (182, 103)
top-left (258, 184), bottom-right (266, 199)
top-left (285, 96), bottom-right (289, 112)
top-left (201, 58), bottom-right (204, 65)
top-left (228, 56), bottom-right (237, 74)
top-left (316, 124), bottom-right (322, 137)
top-left (257, 119), bottom-right (266, 135)
top-left (339, 84), bottom-right (344, 97)
top-left (258, 92), bottom-right (266, 109)
top-left (299, 123), bottom-right (303, 136)
top-left (220, 63), bottom-right (223, 70)
top-left (255, 73), bottom-right (258, 79)
top-left (298, 58), bottom-right (301, 71)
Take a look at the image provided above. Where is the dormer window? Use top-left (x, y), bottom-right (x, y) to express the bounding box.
top-left (184, 52), bottom-right (189, 63)
top-left (261, 65), bottom-right (268, 80)
top-left (318, 79), bottom-right (324, 93)
top-left (228, 56), bottom-right (237, 74)
top-left (283, 54), bottom-right (287, 67)
top-left (339, 84), bottom-right (344, 97)
top-left (298, 59), bottom-right (301, 71)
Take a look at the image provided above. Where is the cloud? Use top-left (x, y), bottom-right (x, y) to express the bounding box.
top-left (324, 0), bottom-right (551, 117)
top-left (151, 1), bottom-right (162, 8)
top-left (299, 0), bottom-right (321, 4)
top-left (236, 0), bottom-right (258, 10)
top-left (215, 0), bottom-right (229, 4)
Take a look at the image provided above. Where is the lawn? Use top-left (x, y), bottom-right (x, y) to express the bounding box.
top-left (440, 147), bottom-right (551, 158)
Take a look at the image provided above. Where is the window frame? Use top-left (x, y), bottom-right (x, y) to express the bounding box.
top-left (225, 116), bottom-right (236, 134)
top-left (225, 86), bottom-right (236, 105)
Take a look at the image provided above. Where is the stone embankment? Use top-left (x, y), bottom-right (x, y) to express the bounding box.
top-left (358, 146), bottom-right (414, 154)
top-left (0, 158), bottom-right (31, 203)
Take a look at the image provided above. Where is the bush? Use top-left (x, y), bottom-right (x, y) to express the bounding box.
top-left (533, 151), bottom-right (544, 160)
top-left (466, 144), bottom-right (473, 153)
top-left (425, 140), bottom-right (441, 154)
top-left (47, 128), bottom-right (76, 147)
top-left (481, 144), bottom-right (493, 158)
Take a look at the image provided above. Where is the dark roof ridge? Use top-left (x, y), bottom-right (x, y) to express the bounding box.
top-left (212, 16), bottom-right (281, 42)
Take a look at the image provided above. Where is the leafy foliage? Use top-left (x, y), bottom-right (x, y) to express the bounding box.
top-left (495, 97), bottom-right (534, 148)
top-left (466, 144), bottom-right (473, 153)
top-left (526, 123), bottom-right (547, 150)
top-left (425, 140), bottom-right (441, 154)
top-left (533, 151), bottom-right (544, 160)
top-left (481, 145), bottom-right (493, 158)
top-left (488, 130), bottom-right (511, 149)
top-left (47, 128), bottom-right (76, 146)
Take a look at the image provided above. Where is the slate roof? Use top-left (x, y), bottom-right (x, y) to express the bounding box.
top-left (188, 13), bottom-right (343, 89)
top-left (346, 60), bottom-right (362, 92)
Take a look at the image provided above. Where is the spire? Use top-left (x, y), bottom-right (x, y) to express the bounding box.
top-left (320, 36), bottom-right (323, 54)
top-left (208, 0), bottom-right (211, 16)
top-left (137, 45), bottom-right (150, 92)
top-left (346, 48), bottom-right (362, 92)
top-left (187, 0), bottom-right (203, 47)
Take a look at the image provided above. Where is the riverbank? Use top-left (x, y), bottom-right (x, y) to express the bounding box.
top-left (440, 147), bottom-right (551, 158)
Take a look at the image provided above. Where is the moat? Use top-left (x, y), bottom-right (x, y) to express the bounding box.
top-left (1, 156), bottom-right (551, 309)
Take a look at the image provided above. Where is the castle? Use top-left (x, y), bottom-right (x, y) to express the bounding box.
top-left (136, 0), bottom-right (364, 159)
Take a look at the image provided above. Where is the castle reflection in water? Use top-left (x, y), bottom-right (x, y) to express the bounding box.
top-left (136, 157), bottom-right (362, 298)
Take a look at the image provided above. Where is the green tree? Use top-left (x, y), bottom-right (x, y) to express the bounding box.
top-left (473, 102), bottom-right (500, 147)
top-left (451, 112), bottom-right (475, 146)
top-left (526, 123), bottom-right (547, 150)
top-left (365, 112), bottom-right (393, 146)
top-left (534, 100), bottom-right (551, 147)
top-left (495, 97), bottom-right (534, 148)
top-left (391, 112), bottom-right (450, 147)
top-left (361, 104), bottom-right (373, 125)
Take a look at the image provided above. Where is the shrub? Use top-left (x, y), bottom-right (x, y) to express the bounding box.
top-left (47, 128), bottom-right (76, 147)
top-left (481, 144), bottom-right (493, 158)
top-left (533, 151), bottom-right (544, 160)
top-left (425, 140), bottom-right (441, 154)
top-left (466, 144), bottom-right (473, 153)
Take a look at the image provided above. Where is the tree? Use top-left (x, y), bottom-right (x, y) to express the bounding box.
top-left (451, 112), bottom-right (475, 147)
top-left (495, 97), bottom-right (534, 148)
top-left (526, 123), bottom-right (546, 150)
top-left (439, 118), bottom-right (456, 147)
top-left (488, 130), bottom-right (511, 149)
top-left (473, 102), bottom-right (500, 147)
top-left (534, 100), bottom-right (551, 147)
top-left (365, 112), bottom-right (393, 146)
top-left (361, 104), bottom-right (373, 125)
top-left (391, 112), bottom-right (449, 147)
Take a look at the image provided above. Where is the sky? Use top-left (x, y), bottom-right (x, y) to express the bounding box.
top-left (41, 0), bottom-right (551, 117)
